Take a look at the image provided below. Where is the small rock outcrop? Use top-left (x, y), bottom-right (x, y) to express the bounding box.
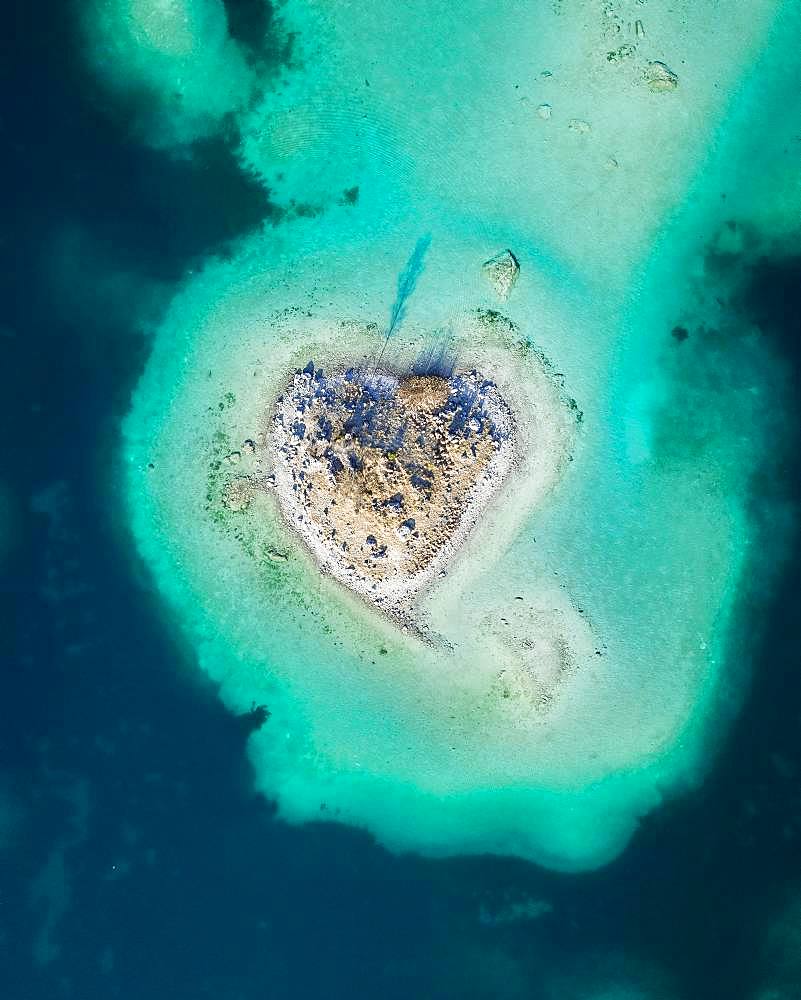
top-left (482, 250), bottom-right (520, 300)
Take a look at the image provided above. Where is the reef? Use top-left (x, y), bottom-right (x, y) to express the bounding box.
top-left (113, 0), bottom-right (797, 873)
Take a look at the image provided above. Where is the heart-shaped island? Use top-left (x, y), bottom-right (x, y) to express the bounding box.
top-left (268, 363), bottom-right (516, 614)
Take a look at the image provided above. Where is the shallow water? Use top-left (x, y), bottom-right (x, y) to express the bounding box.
top-left (2, 2), bottom-right (800, 998)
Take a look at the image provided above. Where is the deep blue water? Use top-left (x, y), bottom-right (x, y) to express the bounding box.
top-left (2, 4), bottom-right (800, 998)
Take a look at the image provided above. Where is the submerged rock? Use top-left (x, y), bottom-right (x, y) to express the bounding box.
top-left (568, 118), bottom-right (592, 134)
top-left (645, 61), bottom-right (679, 92)
top-left (221, 476), bottom-right (256, 512)
top-left (482, 250), bottom-right (520, 300)
top-left (478, 896), bottom-right (553, 926)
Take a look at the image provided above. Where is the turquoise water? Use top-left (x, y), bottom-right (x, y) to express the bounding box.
top-left (96, 0), bottom-right (799, 872)
top-left (3, 1), bottom-right (801, 998)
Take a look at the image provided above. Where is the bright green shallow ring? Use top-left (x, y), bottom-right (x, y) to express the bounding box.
top-left (115, 0), bottom-right (797, 870)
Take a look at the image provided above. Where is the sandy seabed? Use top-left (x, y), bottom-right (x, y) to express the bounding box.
top-left (112, 0), bottom-right (799, 869)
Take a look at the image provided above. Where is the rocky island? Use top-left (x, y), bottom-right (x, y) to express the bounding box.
top-left (268, 363), bottom-right (516, 613)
